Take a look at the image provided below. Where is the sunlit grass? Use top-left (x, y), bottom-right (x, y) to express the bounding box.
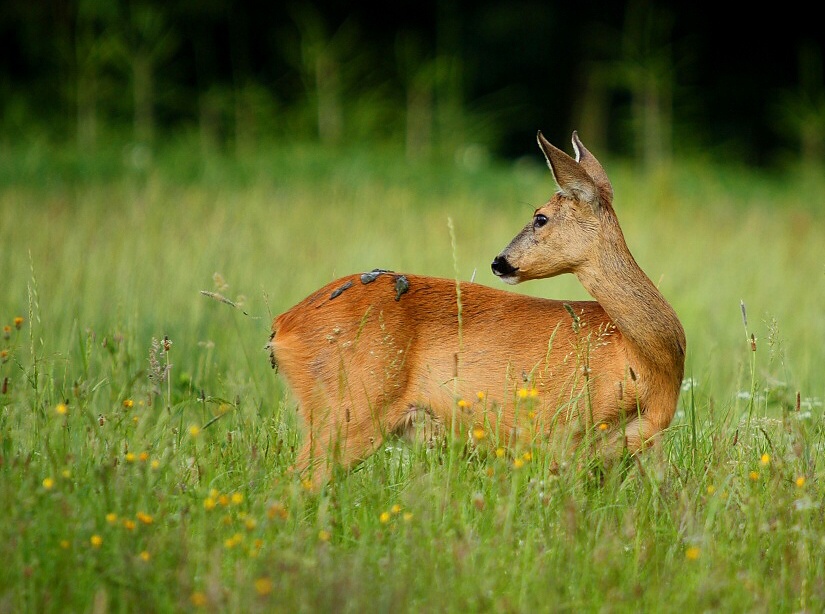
top-left (1, 142), bottom-right (824, 610)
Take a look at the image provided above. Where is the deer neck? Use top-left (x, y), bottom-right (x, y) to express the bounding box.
top-left (575, 219), bottom-right (685, 377)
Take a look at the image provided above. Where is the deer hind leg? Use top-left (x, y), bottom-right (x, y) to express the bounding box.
top-left (294, 387), bottom-right (414, 487)
top-left (598, 404), bottom-right (674, 468)
top-left (295, 414), bottom-right (384, 488)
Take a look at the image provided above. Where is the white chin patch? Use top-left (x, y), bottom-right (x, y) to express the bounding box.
top-left (500, 275), bottom-right (520, 285)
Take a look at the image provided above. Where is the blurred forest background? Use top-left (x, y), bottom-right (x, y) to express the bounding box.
top-left (2, 0), bottom-right (824, 170)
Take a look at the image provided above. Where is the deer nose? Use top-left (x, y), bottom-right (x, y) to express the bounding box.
top-left (491, 255), bottom-right (517, 277)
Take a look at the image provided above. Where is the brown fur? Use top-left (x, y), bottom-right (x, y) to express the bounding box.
top-left (270, 131), bottom-right (686, 484)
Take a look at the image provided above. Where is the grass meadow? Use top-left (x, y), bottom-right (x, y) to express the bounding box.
top-left (1, 140), bottom-right (824, 612)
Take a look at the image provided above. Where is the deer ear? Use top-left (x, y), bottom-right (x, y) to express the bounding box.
top-left (537, 131), bottom-right (598, 209)
top-left (571, 131), bottom-right (613, 203)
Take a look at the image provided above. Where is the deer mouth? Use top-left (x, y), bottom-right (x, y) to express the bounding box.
top-left (491, 256), bottom-right (519, 283)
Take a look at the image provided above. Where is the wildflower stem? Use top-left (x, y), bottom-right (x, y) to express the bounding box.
top-left (164, 336), bottom-right (172, 413)
top-left (27, 252), bottom-right (43, 422)
top-left (688, 373), bottom-right (697, 470)
top-left (739, 301), bottom-right (758, 430)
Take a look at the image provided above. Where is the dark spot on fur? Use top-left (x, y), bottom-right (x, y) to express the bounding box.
top-left (360, 269), bottom-right (393, 284)
top-left (330, 280), bottom-right (354, 299)
top-left (394, 275), bottom-right (409, 301)
top-left (629, 367), bottom-right (637, 381)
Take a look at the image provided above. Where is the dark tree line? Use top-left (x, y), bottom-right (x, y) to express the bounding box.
top-left (1, 0), bottom-right (823, 167)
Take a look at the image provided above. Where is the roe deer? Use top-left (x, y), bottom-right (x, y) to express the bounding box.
top-left (269, 131), bottom-right (686, 485)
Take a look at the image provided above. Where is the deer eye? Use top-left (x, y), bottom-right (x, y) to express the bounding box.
top-left (533, 214), bottom-right (548, 228)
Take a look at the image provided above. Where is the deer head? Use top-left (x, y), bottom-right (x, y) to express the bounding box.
top-left (491, 131), bottom-right (614, 284)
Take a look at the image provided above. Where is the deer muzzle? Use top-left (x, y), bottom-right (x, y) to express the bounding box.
top-left (491, 255), bottom-right (519, 282)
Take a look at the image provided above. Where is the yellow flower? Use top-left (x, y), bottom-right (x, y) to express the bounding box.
top-left (760, 453), bottom-right (770, 466)
top-left (150, 460), bottom-right (160, 470)
top-left (457, 399), bottom-right (470, 409)
top-left (59, 540), bottom-right (70, 550)
top-left (90, 535), bottom-right (103, 548)
top-left (125, 452), bottom-right (135, 463)
top-left (476, 391), bottom-right (486, 401)
top-left (749, 471), bottom-right (760, 481)
top-left (379, 511), bottom-right (391, 524)
top-left (513, 458), bottom-right (524, 470)
top-left (318, 529), bottom-right (331, 542)
top-left (402, 512), bottom-right (413, 522)
top-left (706, 485), bottom-right (716, 495)
top-left (42, 477), bottom-right (55, 490)
top-left (139, 551), bottom-right (150, 562)
top-left (267, 503), bottom-right (288, 520)
top-left (244, 518), bottom-right (257, 531)
top-left (598, 422), bottom-right (609, 431)
top-left (495, 447), bottom-right (505, 458)
top-left (224, 533), bottom-right (243, 549)
top-left (189, 425), bottom-right (201, 437)
top-left (106, 513), bottom-right (118, 525)
top-left (527, 410), bottom-right (537, 420)
top-left (685, 546), bottom-right (701, 560)
top-left (218, 495), bottom-right (230, 507)
top-left (14, 316), bottom-right (24, 329)
top-left (123, 519), bottom-right (136, 531)
top-left (391, 504), bottom-right (402, 514)
top-left (122, 399), bottom-right (134, 409)
top-left (2, 325), bottom-right (10, 338)
top-left (472, 426), bottom-right (486, 440)
top-left (204, 497), bottom-right (216, 511)
top-left (61, 469), bottom-right (71, 479)
top-left (517, 388), bottom-right (528, 399)
top-left (529, 387), bottom-right (539, 398)
top-left (190, 592), bottom-right (207, 607)
top-left (55, 403), bottom-right (68, 416)
top-left (522, 451), bottom-right (532, 462)
top-left (138, 451), bottom-right (149, 462)
top-left (136, 512), bottom-right (153, 525)
top-left (254, 577), bottom-right (273, 596)
top-left (231, 492), bottom-right (244, 505)
top-left (796, 476), bottom-right (806, 488)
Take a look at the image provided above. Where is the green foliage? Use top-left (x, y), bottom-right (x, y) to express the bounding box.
top-left (1, 143), bottom-right (825, 610)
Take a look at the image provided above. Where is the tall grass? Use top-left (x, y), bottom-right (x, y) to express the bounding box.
top-left (1, 141), bottom-right (824, 611)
